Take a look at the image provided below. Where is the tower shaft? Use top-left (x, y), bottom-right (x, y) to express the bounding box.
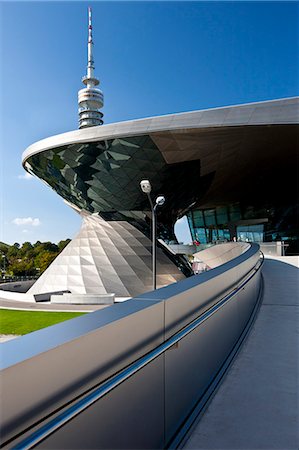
top-left (78, 7), bottom-right (104, 128)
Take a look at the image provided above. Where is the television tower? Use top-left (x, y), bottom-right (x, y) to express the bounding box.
top-left (78, 7), bottom-right (104, 128)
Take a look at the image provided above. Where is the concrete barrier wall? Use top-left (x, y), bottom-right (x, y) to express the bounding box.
top-left (0, 243), bottom-right (261, 449)
top-left (0, 289), bottom-right (35, 302)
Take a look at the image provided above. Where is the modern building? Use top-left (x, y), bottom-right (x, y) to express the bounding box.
top-left (21, 9), bottom-right (298, 299)
top-left (2, 8), bottom-right (297, 450)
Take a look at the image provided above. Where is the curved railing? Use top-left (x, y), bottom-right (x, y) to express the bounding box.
top-left (0, 243), bottom-right (263, 450)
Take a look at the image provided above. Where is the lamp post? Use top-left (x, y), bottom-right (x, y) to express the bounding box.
top-left (1, 254), bottom-right (6, 278)
top-left (140, 180), bottom-right (165, 290)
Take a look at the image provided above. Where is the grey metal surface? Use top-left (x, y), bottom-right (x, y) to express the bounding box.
top-left (1, 298), bottom-right (164, 444)
top-left (193, 242), bottom-right (250, 268)
top-left (22, 97), bottom-right (299, 163)
top-left (38, 357), bottom-right (165, 450)
top-left (183, 257), bottom-right (299, 450)
top-left (1, 244), bottom-right (262, 449)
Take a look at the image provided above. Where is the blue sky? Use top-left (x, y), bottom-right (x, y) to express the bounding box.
top-left (1, 1), bottom-right (298, 245)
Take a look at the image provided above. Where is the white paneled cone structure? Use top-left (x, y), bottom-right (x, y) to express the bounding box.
top-left (28, 214), bottom-right (185, 300)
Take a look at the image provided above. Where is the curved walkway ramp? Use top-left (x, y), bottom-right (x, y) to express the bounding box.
top-left (183, 256), bottom-right (299, 450)
top-left (1, 243), bottom-right (263, 449)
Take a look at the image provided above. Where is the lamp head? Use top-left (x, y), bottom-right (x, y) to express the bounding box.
top-left (140, 179), bottom-right (152, 194)
top-left (155, 195), bottom-right (165, 206)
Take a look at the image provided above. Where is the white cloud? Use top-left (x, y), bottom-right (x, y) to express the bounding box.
top-left (12, 217), bottom-right (41, 227)
top-left (18, 173), bottom-right (33, 180)
top-left (22, 229), bottom-right (28, 233)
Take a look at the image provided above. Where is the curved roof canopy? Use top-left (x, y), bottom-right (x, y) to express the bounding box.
top-left (22, 97), bottom-right (299, 222)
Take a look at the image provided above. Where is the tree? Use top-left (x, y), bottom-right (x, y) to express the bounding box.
top-left (9, 258), bottom-right (35, 276)
top-left (33, 242), bottom-right (58, 255)
top-left (34, 251), bottom-right (59, 273)
top-left (1, 239), bottom-right (69, 278)
top-left (58, 239), bottom-right (71, 251)
top-left (7, 245), bottom-right (20, 258)
top-left (0, 243), bottom-right (9, 255)
top-left (20, 242), bottom-right (34, 259)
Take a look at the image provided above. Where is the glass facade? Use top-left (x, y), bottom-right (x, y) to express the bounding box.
top-left (187, 205), bottom-right (237, 244)
top-left (237, 225), bottom-right (264, 243)
top-left (26, 135), bottom-right (215, 243)
top-left (187, 203), bottom-right (298, 254)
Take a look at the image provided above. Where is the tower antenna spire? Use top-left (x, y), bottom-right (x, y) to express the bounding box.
top-left (87, 6), bottom-right (94, 80)
top-left (78, 6), bottom-right (104, 128)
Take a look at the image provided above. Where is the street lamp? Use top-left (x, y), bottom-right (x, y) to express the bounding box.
top-left (1, 254), bottom-right (6, 275)
top-left (140, 180), bottom-right (165, 290)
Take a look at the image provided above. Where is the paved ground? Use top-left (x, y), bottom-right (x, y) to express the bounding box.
top-left (0, 297), bottom-right (130, 312)
top-left (183, 256), bottom-right (299, 450)
top-left (0, 334), bottom-right (20, 343)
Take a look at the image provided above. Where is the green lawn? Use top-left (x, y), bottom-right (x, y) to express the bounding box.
top-left (0, 309), bottom-right (86, 335)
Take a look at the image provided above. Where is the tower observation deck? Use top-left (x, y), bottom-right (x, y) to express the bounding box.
top-left (78, 7), bottom-right (104, 129)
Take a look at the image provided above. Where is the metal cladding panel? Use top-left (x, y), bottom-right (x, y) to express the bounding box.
top-left (237, 272), bottom-right (261, 330)
top-left (164, 292), bottom-right (240, 443)
top-left (0, 299), bottom-right (164, 444)
top-left (22, 97), bottom-right (299, 163)
top-left (28, 214), bottom-right (184, 298)
top-left (162, 271), bottom-right (237, 340)
top-left (37, 357), bottom-right (164, 450)
top-left (222, 105), bottom-right (256, 125)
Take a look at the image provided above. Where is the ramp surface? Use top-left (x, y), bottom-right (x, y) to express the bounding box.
top-left (183, 256), bottom-right (299, 450)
